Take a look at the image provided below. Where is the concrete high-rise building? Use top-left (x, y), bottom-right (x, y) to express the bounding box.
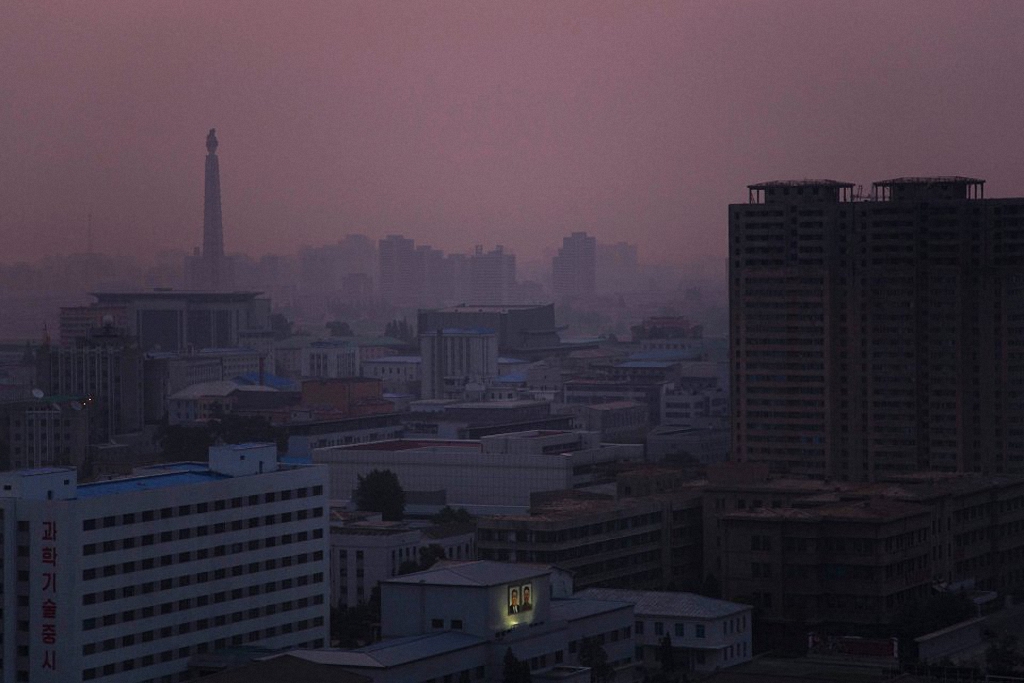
top-left (730, 176), bottom-right (1024, 480)
top-left (469, 245), bottom-right (516, 306)
top-left (552, 232), bottom-right (597, 300)
top-left (0, 444), bottom-right (329, 683)
top-left (202, 128), bottom-right (226, 290)
top-left (377, 235), bottom-right (419, 307)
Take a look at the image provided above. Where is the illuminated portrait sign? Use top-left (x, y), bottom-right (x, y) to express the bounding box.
top-left (507, 582), bottom-right (534, 616)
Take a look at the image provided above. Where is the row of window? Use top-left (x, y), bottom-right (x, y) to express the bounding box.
top-left (83, 597), bottom-right (325, 654)
top-left (80, 631), bottom-right (324, 680)
top-left (81, 486), bottom-right (324, 530)
top-left (81, 509), bottom-right (323, 558)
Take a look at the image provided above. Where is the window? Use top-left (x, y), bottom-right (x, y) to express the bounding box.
top-left (654, 621), bottom-right (664, 636)
top-left (635, 620), bottom-right (644, 635)
top-left (696, 624), bottom-right (705, 638)
top-left (675, 623), bottom-right (684, 637)
top-left (451, 619), bottom-right (463, 630)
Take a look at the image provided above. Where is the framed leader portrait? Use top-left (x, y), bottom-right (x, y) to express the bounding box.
top-left (508, 582), bottom-right (534, 615)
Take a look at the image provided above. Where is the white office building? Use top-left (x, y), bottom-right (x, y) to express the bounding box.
top-left (264, 561), bottom-right (636, 682)
top-left (0, 443), bottom-right (329, 683)
top-left (314, 430), bottom-right (644, 514)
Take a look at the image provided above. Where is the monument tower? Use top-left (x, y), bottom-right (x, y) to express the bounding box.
top-left (202, 128), bottom-right (225, 290)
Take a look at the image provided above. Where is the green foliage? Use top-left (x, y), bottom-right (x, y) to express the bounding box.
top-left (658, 634), bottom-right (675, 672)
top-left (384, 318), bottom-right (415, 342)
top-left (398, 544), bottom-right (448, 575)
top-left (269, 313), bottom-right (293, 340)
top-left (353, 469), bottom-right (405, 521)
top-left (698, 574), bottom-right (721, 599)
top-left (578, 638), bottom-right (613, 683)
top-left (503, 648), bottom-right (532, 683)
top-left (431, 506), bottom-right (474, 525)
top-left (986, 634), bottom-right (1020, 676)
top-left (326, 320), bottom-right (354, 337)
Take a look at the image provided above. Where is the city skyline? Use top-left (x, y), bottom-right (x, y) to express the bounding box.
top-left (3, 2), bottom-right (1024, 264)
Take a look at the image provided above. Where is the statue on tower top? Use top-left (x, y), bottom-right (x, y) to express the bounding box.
top-left (206, 128), bottom-right (218, 154)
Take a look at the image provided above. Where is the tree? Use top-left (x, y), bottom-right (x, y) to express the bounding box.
top-left (385, 318), bottom-right (415, 342)
top-left (658, 634), bottom-right (675, 673)
top-left (578, 638), bottom-right (613, 683)
top-left (269, 313), bottom-right (293, 340)
top-left (353, 469), bottom-right (405, 521)
top-left (503, 648), bottom-right (531, 683)
top-left (431, 506), bottom-right (474, 525)
top-left (891, 591), bottom-right (976, 662)
top-left (987, 634), bottom-right (1020, 676)
top-left (397, 544), bottom-right (448, 575)
top-left (326, 320), bottom-right (354, 337)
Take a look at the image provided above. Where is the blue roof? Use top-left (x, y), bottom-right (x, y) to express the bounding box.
top-left (495, 372), bottom-right (527, 383)
top-left (364, 356), bottom-right (422, 364)
top-left (77, 470), bottom-right (228, 498)
top-left (233, 372), bottom-right (300, 391)
top-left (498, 357), bottom-right (529, 364)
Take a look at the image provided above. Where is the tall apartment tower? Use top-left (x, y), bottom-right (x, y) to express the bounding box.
top-left (469, 245), bottom-right (516, 306)
top-left (202, 128), bottom-right (226, 290)
top-left (730, 176), bottom-right (1024, 481)
top-left (552, 231), bottom-right (597, 300)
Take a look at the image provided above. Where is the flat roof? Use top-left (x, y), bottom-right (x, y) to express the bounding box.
top-left (91, 290), bottom-right (263, 302)
top-left (281, 632), bottom-right (485, 669)
top-left (339, 439), bottom-right (480, 452)
top-left (748, 179), bottom-right (855, 189)
top-left (578, 587), bottom-right (751, 620)
top-left (428, 304), bottom-right (552, 313)
top-left (385, 560), bottom-right (549, 587)
top-left (873, 176), bottom-right (984, 186)
top-left (77, 470), bottom-right (229, 498)
top-left (361, 356), bottom-right (422, 364)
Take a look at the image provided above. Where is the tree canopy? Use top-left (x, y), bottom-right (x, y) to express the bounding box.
top-left (353, 469), bottom-right (405, 521)
top-left (579, 638), bottom-right (613, 683)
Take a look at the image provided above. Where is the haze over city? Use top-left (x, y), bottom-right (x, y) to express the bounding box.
top-left (3, 1), bottom-right (1024, 264)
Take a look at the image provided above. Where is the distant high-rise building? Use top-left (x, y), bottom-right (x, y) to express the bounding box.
top-left (378, 235), bottom-right (420, 307)
top-left (552, 231), bottom-right (596, 300)
top-left (201, 128), bottom-right (226, 290)
top-left (469, 245), bottom-right (516, 306)
top-left (730, 176), bottom-right (1024, 480)
top-left (596, 241), bottom-right (638, 294)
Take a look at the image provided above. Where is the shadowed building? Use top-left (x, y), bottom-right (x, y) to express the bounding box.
top-left (730, 177), bottom-right (1024, 479)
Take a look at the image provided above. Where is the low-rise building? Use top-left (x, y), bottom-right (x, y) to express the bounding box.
top-left (578, 587), bottom-right (752, 673)
top-left (330, 517), bottom-right (475, 609)
top-left (359, 356), bottom-right (421, 395)
top-left (476, 490), bottom-right (703, 592)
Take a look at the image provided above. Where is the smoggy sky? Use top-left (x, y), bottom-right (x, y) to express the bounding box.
top-left (2, 0), bottom-right (1023, 265)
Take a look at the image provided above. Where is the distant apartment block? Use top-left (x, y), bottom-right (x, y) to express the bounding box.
top-left (731, 176), bottom-right (1024, 479)
top-left (552, 231), bottom-right (597, 300)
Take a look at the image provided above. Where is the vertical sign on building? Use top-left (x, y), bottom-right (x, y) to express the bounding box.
top-left (40, 520), bottom-right (57, 673)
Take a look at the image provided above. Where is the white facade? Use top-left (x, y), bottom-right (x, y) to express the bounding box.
top-left (302, 341), bottom-right (360, 379)
top-left (578, 588), bottom-right (753, 673)
top-left (276, 561), bottom-right (636, 682)
top-left (0, 444), bottom-right (329, 683)
top-left (314, 431), bottom-right (643, 514)
top-left (359, 356), bottom-right (421, 394)
top-left (420, 330), bottom-right (498, 400)
top-left (329, 521), bottom-right (475, 609)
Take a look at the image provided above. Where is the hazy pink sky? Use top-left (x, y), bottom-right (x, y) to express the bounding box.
top-left (2, 1), bottom-right (1023, 264)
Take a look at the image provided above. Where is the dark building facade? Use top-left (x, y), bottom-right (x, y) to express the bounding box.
top-left (730, 176), bottom-right (1024, 480)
